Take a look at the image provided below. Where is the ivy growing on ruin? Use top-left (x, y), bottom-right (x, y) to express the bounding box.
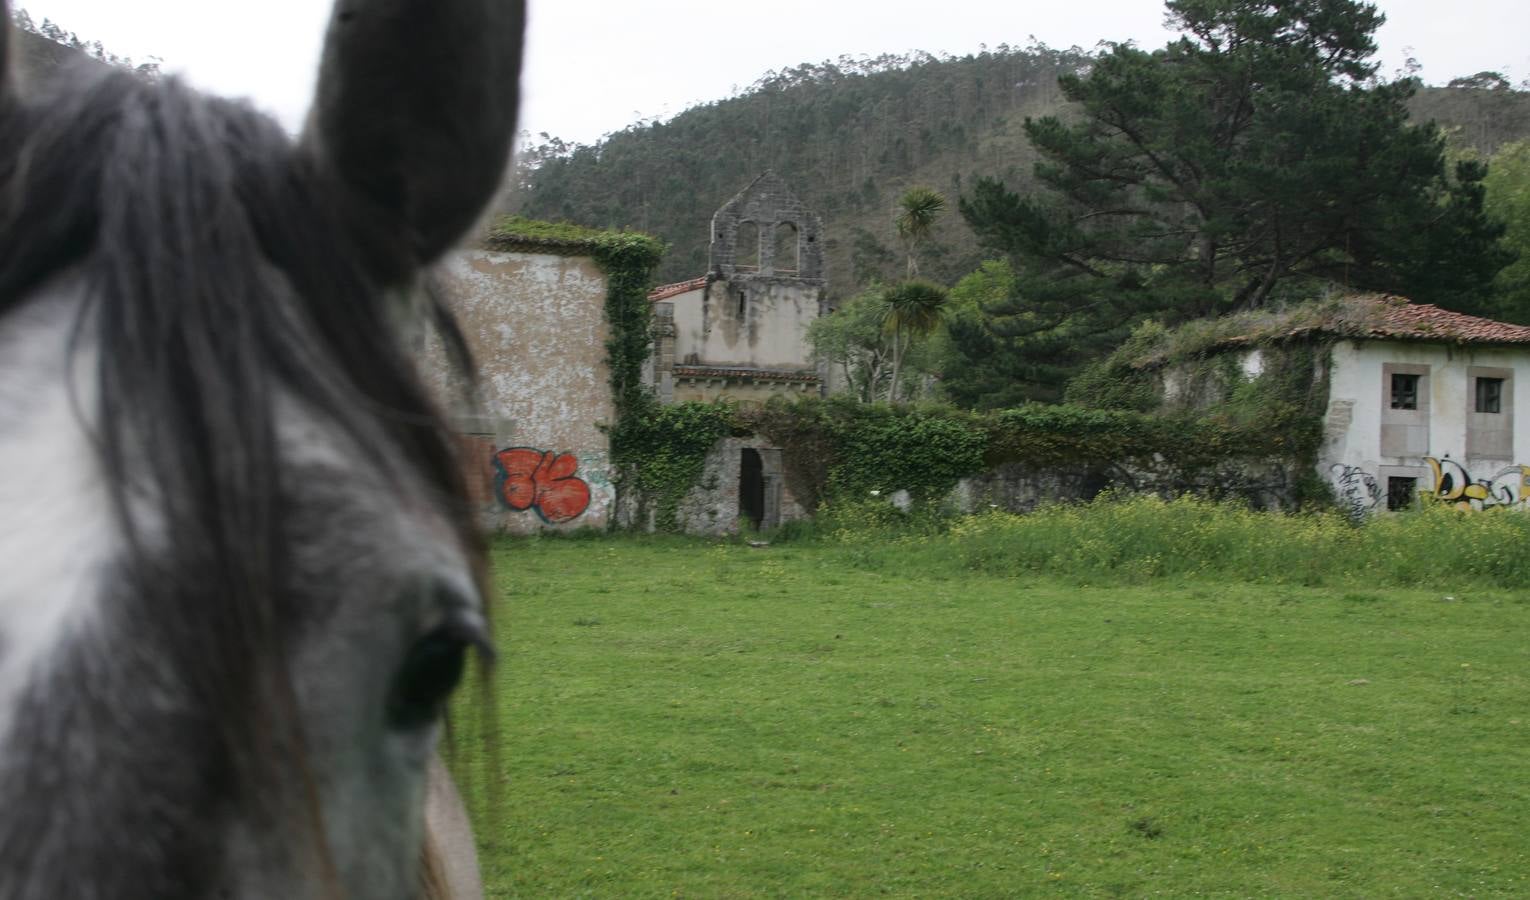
top-left (618, 401), bottom-right (738, 531)
top-left (1064, 310), bottom-right (1336, 470)
top-left (737, 397), bottom-right (1326, 513)
top-left (487, 216), bottom-right (665, 425)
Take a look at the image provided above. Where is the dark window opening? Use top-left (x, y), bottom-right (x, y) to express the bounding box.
top-left (1390, 373), bottom-right (1419, 410)
top-left (739, 449), bottom-right (765, 529)
top-left (1476, 377), bottom-right (1504, 414)
top-left (1387, 476), bottom-right (1417, 511)
top-left (772, 222), bottom-right (799, 274)
top-left (735, 221), bottom-right (760, 271)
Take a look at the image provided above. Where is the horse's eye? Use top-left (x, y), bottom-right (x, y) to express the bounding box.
top-left (386, 617), bottom-right (487, 731)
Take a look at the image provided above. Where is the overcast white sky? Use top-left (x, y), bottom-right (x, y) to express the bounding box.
top-left (14, 1), bottom-right (1530, 146)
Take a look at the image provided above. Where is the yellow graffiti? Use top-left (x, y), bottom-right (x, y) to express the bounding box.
top-left (1425, 456), bottom-right (1530, 511)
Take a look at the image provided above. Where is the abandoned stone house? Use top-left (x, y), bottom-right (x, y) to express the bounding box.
top-left (1163, 295), bottom-right (1530, 516)
top-left (646, 171), bottom-right (828, 405)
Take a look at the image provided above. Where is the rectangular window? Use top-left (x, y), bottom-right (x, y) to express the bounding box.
top-left (1390, 373), bottom-right (1419, 410)
top-left (1386, 476), bottom-right (1417, 511)
top-left (1475, 377), bottom-right (1504, 414)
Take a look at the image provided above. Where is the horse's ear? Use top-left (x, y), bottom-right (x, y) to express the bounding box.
top-left (302, 0), bottom-right (525, 283)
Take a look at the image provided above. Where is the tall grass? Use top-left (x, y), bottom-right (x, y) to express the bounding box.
top-left (813, 493), bottom-right (1530, 588)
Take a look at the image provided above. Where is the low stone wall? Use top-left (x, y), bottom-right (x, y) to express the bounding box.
top-left (947, 457), bottom-right (1300, 515)
top-left (619, 436), bottom-right (1304, 535)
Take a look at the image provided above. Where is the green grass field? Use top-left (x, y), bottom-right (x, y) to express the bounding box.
top-left (450, 522), bottom-right (1530, 897)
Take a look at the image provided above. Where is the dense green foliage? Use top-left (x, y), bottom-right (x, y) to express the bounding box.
top-left (807, 286), bottom-right (952, 404)
top-left (620, 350), bottom-right (1323, 520)
top-left (941, 493), bottom-right (1530, 586)
top-left (811, 491), bottom-right (1530, 589)
top-left (736, 394), bottom-right (1320, 511)
top-left (748, 399), bottom-right (988, 502)
top-left (1483, 139), bottom-right (1530, 322)
top-left (806, 288), bottom-right (897, 402)
top-left (611, 401), bottom-right (737, 531)
top-left (453, 529), bottom-right (1530, 896)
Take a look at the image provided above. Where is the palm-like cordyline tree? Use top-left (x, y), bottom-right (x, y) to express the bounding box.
top-left (881, 280), bottom-right (947, 402)
top-left (896, 186), bottom-right (947, 278)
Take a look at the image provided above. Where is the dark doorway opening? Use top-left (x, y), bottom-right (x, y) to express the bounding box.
top-left (740, 448), bottom-right (765, 529)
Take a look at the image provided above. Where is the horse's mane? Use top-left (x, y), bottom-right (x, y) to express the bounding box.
top-left (0, 60), bottom-right (482, 850)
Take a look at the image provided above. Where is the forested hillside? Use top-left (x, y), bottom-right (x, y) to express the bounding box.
top-left (506, 45), bottom-right (1094, 288)
top-left (507, 45), bottom-right (1530, 292)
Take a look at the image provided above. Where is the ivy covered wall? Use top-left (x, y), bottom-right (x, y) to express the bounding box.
top-left (608, 305), bottom-right (1336, 533)
top-left (613, 392), bottom-right (1327, 534)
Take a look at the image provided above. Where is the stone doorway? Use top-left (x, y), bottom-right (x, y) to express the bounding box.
top-left (739, 448), bottom-right (765, 529)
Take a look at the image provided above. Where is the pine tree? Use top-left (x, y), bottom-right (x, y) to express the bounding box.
top-left (943, 0), bottom-right (1513, 407)
top-left (963, 0), bottom-right (1508, 321)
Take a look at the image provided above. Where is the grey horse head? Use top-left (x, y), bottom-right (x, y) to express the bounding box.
top-left (0, 2), bottom-right (523, 897)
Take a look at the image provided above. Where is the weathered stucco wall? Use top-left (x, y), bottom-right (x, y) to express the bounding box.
top-left (1321, 339), bottom-right (1530, 515)
top-left (425, 250), bottom-right (616, 532)
top-left (667, 278), bottom-right (819, 370)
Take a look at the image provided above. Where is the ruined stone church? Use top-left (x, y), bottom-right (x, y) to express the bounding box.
top-left (646, 172), bottom-right (828, 404)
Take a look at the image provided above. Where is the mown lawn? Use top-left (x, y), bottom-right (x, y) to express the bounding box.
top-left (449, 534), bottom-right (1530, 897)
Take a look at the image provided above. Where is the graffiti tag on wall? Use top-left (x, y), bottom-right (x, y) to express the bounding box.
top-left (1329, 464), bottom-right (1381, 520)
top-left (1426, 456), bottom-right (1530, 511)
top-left (493, 447), bottom-right (592, 523)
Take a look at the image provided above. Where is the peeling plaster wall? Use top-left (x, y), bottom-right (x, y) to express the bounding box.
top-left (1323, 340), bottom-right (1530, 469)
top-left (425, 249), bottom-right (616, 532)
top-left (1321, 339), bottom-right (1530, 515)
top-left (700, 279), bottom-right (819, 369)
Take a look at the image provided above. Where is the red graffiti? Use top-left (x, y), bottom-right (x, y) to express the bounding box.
top-left (494, 448), bottom-right (591, 523)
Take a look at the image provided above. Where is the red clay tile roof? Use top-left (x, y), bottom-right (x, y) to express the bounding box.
top-left (1218, 294), bottom-right (1530, 349)
top-left (1360, 296), bottom-right (1530, 343)
top-left (672, 365), bottom-right (819, 383)
top-left (648, 276), bottom-right (709, 301)
top-left (1132, 294), bottom-right (1530, 369)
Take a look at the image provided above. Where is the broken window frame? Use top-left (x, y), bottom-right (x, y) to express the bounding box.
top-left (1475, 376), bottom-right (1504, 414)
top-left (1389, 373), bottom-right (1419, 410)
